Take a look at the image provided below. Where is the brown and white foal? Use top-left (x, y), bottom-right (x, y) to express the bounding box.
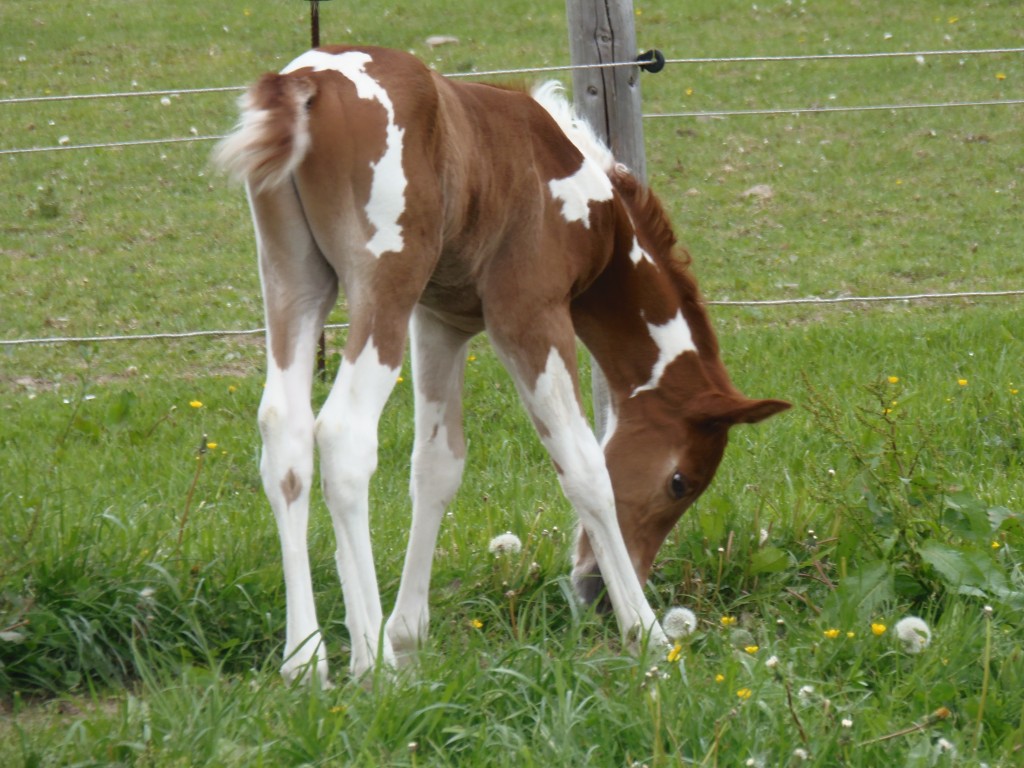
top-left (215, 46), bottom-right (789, 684)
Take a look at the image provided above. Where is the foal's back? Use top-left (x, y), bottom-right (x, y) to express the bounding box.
top-left (279, 47), bottom-right (617, 329)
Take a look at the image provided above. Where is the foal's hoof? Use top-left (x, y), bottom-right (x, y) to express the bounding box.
top-left (281, 657), bottom-right (331, 688)
top-left (571, 562), bottom-right (613, 614)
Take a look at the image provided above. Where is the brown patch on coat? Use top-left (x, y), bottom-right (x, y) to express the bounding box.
top-left (281, 469), bottom-right (302, 505)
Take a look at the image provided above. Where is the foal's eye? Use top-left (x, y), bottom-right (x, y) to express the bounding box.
top-left (668, 471), bottom-right (688, 501)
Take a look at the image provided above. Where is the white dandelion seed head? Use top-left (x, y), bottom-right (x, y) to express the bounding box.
top-left (841, 717), bottom-right (853, 728)
top-left (663, 607), bottom-right (698, 641)
top-left (935, 737), bottom-right (956, 755)
top-left (798, 685), bottom-right (815, 699)
top-left (793, 747), bottom-right (810, 761)
top-left (488, 532), bottom-right (522, 556)
top-left (765, 655), bottom-right (779, 669)
top-left (894, 616), bottom-right (931, 653)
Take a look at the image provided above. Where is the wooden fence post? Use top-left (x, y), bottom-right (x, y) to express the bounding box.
top-left (565, 0), bottom-right (648, 440)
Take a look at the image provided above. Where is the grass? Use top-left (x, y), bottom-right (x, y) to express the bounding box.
top-left (2, 0), bottom-right (1023, 765)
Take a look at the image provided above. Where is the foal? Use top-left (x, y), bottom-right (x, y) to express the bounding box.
top-left (216, 46), bottom-right (789, 684)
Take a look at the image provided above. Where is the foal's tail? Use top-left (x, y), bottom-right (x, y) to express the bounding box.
top-left (213, 73), bottom-right (317, 193)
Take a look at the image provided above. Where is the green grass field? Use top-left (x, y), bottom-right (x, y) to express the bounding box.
top-left (2, 1), bottom-right (1023, 765)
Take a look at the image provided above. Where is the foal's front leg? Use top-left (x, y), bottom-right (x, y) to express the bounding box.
top-left (491, 327), bottom-right (668, 650)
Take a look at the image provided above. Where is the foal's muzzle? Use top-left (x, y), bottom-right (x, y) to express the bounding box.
top-left (572, 563), bottom-right (613, 614)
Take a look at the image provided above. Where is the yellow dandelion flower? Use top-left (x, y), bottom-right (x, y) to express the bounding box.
top-left (714, 674), bottom-right (725, 683)
top-left (871, 622), bottom-right (887, 636)
top-left (396, 376), bottom-right (404, 383)
top-left (685, 87), bottom-right (695, 96)
top-left (189, 400), bottom-right (203, 409)
top-left (948, 16), bottom-right (959, 24)
top-left (720, 616), bottom-right (737, 627)
top-left (1010, 388), bottom-right (1019, 395)
top-left (667, 644), bottom-right (683, 663)
top-left (467, 354), bottom-right (477, 362)
top-left (736, 688), bottom-right (753, 700)
top-left (847, 631), bottom-right (856, 639)
top-left (470, 618), bottom-right (483, 629)
top-left (888, 376), bottom-right (900, 384)
top-left (992, 540), bottom-right (1002, 550)
top-left (957, 378), bottom-right (968, 387)
top-left (228, 385), bottom-right (237, 393)
top-left (996, 73), bottom-right (1006, 81)
top-left (329, 704), bottom-right (346, 714)
top-left (206, 442), bottom-right (218, 450)
top-left (744, 645), bottom-right (759, 654)
top-left (823, 628), bottom-right (841, 639)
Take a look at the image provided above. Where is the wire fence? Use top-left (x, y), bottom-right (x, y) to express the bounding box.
top-left (4, 291), bottom-right (1022, 348)
top-left (2, 46), bottom-right (1022, 107)
top-left (2, 45), bottom-right (1022, 155)
top-left (3, 45), bottom-right (1022, 346)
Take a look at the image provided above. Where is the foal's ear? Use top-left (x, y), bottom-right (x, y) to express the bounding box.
top-left (688, 392), bottom-right (791, 426)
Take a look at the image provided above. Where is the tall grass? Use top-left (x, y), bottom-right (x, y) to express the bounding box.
top-left (2, 0), bottom-right (1023, 765)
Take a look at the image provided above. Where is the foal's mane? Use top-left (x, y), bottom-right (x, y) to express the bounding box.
top-left (611, 167), bottom-right (698, 289)
top-left (611, 167), bottom-right (723, 360)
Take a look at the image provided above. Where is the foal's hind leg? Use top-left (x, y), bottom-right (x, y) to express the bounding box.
top-left (249, 185), bottom-right (338, 685)
top-left (311, 249), bottom-right (440, 678)
top-left (386, 306), bottom-right (472, 660)
top-left (314, 334), bottom-right (401, 678)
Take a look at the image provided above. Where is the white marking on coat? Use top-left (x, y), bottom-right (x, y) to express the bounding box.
top-left (531, 81), bottom-right (615, 228)
top-left (531, 81), bottom-right (615, 172)
top-left (387, 397), bottom-right (465, 654)
top-left (283, 50), bottom-right (406, 257)
top-left (631, 311), bottom-right (697, 396)
top-left (314, 338), bottom-right (402, 674)
top-left (548, 159), bottom-right (614, 228)
top-left (518, 348), bottom-right (666, 645)
top-left (629, 236), bottom-right (656, 266)
top-left (518, 348), bottom-right (607, 499)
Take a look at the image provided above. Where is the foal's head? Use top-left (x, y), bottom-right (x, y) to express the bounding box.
top-left (573, 174), bottom-right (791, 608)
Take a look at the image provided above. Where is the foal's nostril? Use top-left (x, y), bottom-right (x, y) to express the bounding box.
top-left (573, 564), bottom-right (613, 614)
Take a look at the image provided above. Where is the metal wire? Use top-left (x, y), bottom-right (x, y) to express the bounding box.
top-left (0, 85), bottom-right (245, 106)
top-left (4, 93), bottom-right (1021, 156)
top-left (3, 292), bottom-right (1021, 347)
top-left (645, 98), bottom-right (1024, 120)
top-left (0, 134), bottom-right (225, 156)
top-left (0, 323), bottom-right (350, 347)
top-left (3, 46), bottom-right (1020, 106)
top-left (707, 290), bottom-right (1024, 307)
top-left (663, 47), bottom-right (1024, 66)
